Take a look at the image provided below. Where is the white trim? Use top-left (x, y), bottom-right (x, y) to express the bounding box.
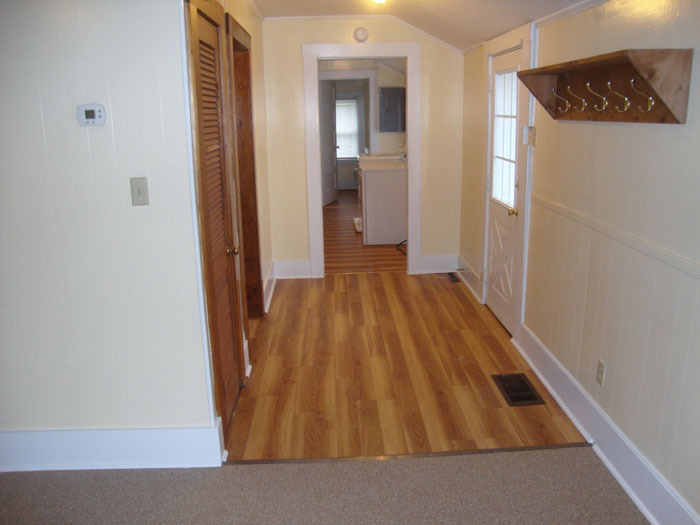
top-left (512, 325), bottom-right (700, 525)
top-left (180, 0), bottom-right (216, 427)
top-left (417, 254), bottom-right (458, 274)
top-left (242, 339), bottom-right (252, 379)
top-left (0, 421), bottom-right (224, 471)
top-left (262, 260), bottom-right (276, 313)
top-left (534, 0), bottom-right (608, 28)
top-left (303, 42), bottom-right (422, 278)
top-left (531, 195), bottom-right (700, 280)
top-left (318, 68), bottom-right (379, 153)
top-left (275, 258), bottom-right (313, 279)
top-left (456, 255), bottom-right (483, 302)
top-left (264, 15), bottom-right (463, 55)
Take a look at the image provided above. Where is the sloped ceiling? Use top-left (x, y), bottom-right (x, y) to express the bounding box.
top-left (254, 0), bottom-right (590, 50)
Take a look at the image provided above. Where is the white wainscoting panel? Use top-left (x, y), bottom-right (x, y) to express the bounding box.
top-left (523, 196), bottom-right (700, 522)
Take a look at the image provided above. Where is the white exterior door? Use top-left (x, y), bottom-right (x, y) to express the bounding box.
top-left (319, 80), bottom-right (338, 206)
top-left (485, 47), bottom-right (530, 335)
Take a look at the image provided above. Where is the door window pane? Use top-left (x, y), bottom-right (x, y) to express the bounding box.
top-left (492, 70), bottom-right (518, 208)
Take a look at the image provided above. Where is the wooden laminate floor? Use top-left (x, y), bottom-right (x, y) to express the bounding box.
top-left (227, 272), bottom-right (584, 460)
top-left (323, 190), bottom-right (407, 274)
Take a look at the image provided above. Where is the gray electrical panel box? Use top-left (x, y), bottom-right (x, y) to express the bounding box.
top-left (379, 87), bottom-right (406, 132)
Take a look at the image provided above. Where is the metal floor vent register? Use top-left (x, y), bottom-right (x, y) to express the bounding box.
top-left (492, 373), bottom-right (545, 407)
top-left (447, 272), bottom-right (459, 282)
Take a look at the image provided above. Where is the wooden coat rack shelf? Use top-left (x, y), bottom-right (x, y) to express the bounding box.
top-left (518, 49), bottom-right (693, 124)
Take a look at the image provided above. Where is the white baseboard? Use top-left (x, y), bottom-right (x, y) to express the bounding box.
top-left (262, 260), bottom-right (276, 314)
top-left (456, 255), bottom-right (483, 302)
top-left (274, 259), bottom-right (313, 279)
top-left (512, 324), bottom-right (700, 525)
top-left (242, 339), bottom-right (252, 379)
top-left (0, 419), bottom-right (224, 471)
top-left (418, 254), bottom-right (458, 274)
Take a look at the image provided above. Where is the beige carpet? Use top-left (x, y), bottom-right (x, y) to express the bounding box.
top-left (0, 446), bottom-right (647, 524)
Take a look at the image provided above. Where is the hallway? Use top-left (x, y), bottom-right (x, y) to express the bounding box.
top-left (227, 272), bottom-right (584, 460)
top-left (323, 190), bottom-right (407, 274)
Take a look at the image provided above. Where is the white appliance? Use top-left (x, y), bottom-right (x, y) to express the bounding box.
top-left (359, 159), bottom-right (407, 245)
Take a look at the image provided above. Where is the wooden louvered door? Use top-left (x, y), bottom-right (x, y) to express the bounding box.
top-left (186, 0), bottom-right (245, 443)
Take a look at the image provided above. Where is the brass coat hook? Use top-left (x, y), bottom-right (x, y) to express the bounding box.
top-left (551, 87), bottom-right (571, 113)
top-left (585, 82), bottom-right (608, 112)
top-left (607, 81), bottom-right (630, 113)
top-left (566, 85), bottom-right (587, 112)
top-left (629, 78), bottom-right (655, 113)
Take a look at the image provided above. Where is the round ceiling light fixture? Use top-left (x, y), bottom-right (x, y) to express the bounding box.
top-left (373, 0), bottom-right (386, 3)
top-left (353, 26), bottom-right (369, 43)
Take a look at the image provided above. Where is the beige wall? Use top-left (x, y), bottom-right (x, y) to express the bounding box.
top-left (0, 0), bottom-right (211, 429)
top-left (525, 0), bottom-right (700, 512)
top-left (222, 0), bottom-right (273, 283)
top-left (262, 17), bottom-right (464, 260)
top-left (459, 45), bottom-right (488, 289)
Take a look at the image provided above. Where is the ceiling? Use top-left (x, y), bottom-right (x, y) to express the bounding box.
top-left (254, 0), bottom-right (591, 50)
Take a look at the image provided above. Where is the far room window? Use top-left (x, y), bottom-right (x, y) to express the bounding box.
top-left (492, 70), bottom-right (518, 208)
top-left (336, 99), bottom-right (359, 158)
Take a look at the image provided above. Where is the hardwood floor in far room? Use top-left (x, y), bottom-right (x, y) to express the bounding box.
top-left (227, 272), bottom-right (585, 460)
top-left (324, 190), bottom-right (406, 274)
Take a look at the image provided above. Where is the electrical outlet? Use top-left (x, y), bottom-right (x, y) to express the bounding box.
top-left (596, 360), bottom-right (606, 387)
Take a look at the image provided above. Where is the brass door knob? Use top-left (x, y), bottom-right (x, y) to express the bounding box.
top-left (507, 207), bottom-right (519, 217)
top-left (226, 245), bottom-right (239, 255)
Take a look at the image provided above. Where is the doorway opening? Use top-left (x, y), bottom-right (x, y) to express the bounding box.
top-left (318, 59), bottom-right (408, 274)
top-left (302, 43), bottom-right (422, 277)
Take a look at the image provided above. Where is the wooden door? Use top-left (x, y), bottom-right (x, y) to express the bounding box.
top-left (320, 80), bottom-right (339, 206)
top-left (186, 0), bottom-right (245, 441)
top-left (485, 48), bottom-right (530, 335)
top-left (226, 16), bottom-right (265, 319)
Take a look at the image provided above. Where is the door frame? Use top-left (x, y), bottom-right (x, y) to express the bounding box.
top-left (226, 16), bottom-right (265, 321)
top-left (303, 42), bottom-right (422, 277)
top-left (481, 24), bottom-right (535, 338)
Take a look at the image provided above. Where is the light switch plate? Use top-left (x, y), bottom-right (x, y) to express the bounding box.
top-left (130, 177), bottom-right (149, 206)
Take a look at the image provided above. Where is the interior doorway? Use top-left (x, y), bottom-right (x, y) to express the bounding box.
top-left (303, 43), bottom-right (422, 277)
top-left (318, 59), bottom-right (408, 274)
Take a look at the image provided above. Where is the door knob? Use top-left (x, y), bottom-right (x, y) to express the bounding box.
top-left (508, 207), bottom-right (519, 217)
top-left (226, 245), bottom-right (239, 255)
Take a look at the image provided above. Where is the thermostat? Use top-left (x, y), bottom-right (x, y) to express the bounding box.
top-left (77, 103), bottom-right (106, 126)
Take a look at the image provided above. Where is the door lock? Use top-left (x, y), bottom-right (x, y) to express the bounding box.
top-left (226, 245), bottom-right (240, 255)
top-left (507, 207), bottom-right (519, 217)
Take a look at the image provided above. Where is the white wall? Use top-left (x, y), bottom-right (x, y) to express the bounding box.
top-left (0, 0), bottom-right (211, 430)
